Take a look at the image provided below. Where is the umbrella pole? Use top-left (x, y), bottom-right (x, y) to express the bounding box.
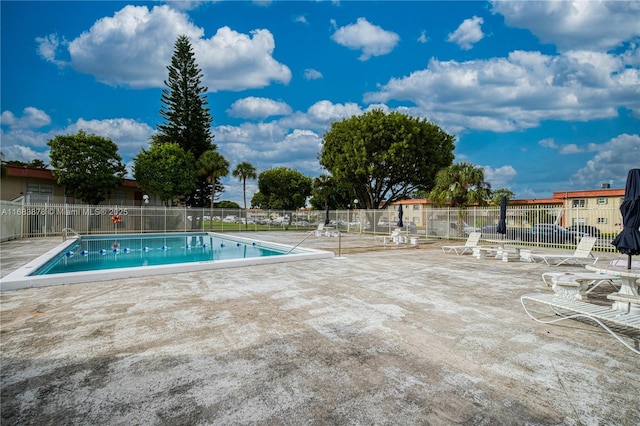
top-left (629, 255), bottom-right (632, 270)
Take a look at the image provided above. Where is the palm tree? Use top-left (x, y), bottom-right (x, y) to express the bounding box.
top-left (429, 162), bottom-right (491, 236)
top-left (232, 162), bottom-right (257, 210)
top-left (232, 162), bottom-right (257, 228)
top-left (196, 150), bottom-right (230, 229)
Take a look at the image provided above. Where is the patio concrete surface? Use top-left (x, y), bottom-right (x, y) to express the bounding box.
top-left (1, 232), bottom-right (639, 425)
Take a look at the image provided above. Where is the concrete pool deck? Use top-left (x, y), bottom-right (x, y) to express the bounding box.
top-left (1, 232), bottom-right (639, 425)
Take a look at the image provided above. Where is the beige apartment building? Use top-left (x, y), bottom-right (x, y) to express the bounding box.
top-left (1, 164), bottom-right (143, 205)
top-left (392, 186), bottom-right (625, 236)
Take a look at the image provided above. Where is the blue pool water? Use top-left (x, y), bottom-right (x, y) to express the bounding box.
top-left (0, 232), bottom-right (333, 291)
top-left (32, 233), bottom-right (285, 276)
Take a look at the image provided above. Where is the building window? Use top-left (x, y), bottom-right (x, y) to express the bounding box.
top-left (572, 199), bottom-right (586, 208)
top-left (26, 183), bottom-right (53, 201)
top-left (597, 217), bottom-right (607, 224)
top-left (413, 205), bottom-right (419, 210)
top-left (597, 197), bottom-right (607, 205)
top-left (112, 190), bottom-right (126, 203)
top-left (573, 218), bottom-right (586, 226)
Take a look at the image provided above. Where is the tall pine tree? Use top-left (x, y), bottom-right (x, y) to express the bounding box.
top-left (156, 35), bottom-right (219, 208)
top-left (158, 35), bottom-right (214, 156)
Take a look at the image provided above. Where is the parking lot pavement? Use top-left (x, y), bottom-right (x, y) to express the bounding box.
top-left (1, 233), bottom-right (638, 425)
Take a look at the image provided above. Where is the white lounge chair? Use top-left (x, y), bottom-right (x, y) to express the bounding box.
top-left (521, 293), bottom-right (640, 354)
top-left (441, 232), bottom-right (482, 255)
top-left (542, 259), bottom-right (640, 297)
top-left (608, 259), bottom-right (640, 268)
top-left (528, 236), bottom-right (598, 266)
top-left (542, 271), bottom-right (619, 290)
top-left (312, 223), bottom-right (340, 237)
top-left (376, 229), bottom-right (407, 244)
top-left (312, 223), bottom-right (325, 237)
top-left (541, 271), bottom-right (621, 301)
top-left (541, 259), bottom-right (635, 288)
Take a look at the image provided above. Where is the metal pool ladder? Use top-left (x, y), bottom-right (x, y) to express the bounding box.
top-left (62, 228), bottom-right (80, 241)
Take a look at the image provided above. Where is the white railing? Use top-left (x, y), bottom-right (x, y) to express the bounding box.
top-left (0, 200), bottom-right (624, 252)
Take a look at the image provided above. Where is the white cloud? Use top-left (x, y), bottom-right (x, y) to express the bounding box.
top-left (227, 97), bottom-right (292, 119)
top-left (558, 144), bottom-right (583, 155)
top-left (294, 15), bottom-right (307, 24)
top-left (215, 121), bottom-right (286, 146)
top-left (417, 31), bottom-right (428, 44)
top-left (209, 97), bottom-right (398, 205)
top-left (69, 118), bottom-right (155, 157)
top-left (196, 27), bottom-right (292, 91)
top-left (1, 131), bottom-right (51, 151)
top-left (364, 48), bottom-right (640, 133)
top-left (447, 16), bottom-right (484, 50)
top-left (0, 111), bottom-right (16, 127)
top-left (538, 138), bottom-right (557, 149)
top-left (35, 33), bottom-right (65, 66)
top-left (163, 1), bottom-right (210, 11)
top-left (306, 100), bottom-right (362, 124)
top-left (571, 133), bottom-right (640, 188)
top-left (38, 4), bottom-right (291, 91)
top-left (331, 17), bottom-right (400, 61)
top-left (213, 100), bottom-right (365, 186)
top-left (491, 0), bottom-right (640, 52)
top-left (63, 5), bottom-right (201, 88)
top-left (0, 144), bottom-right (48, 164)
top-left (540, 138), bottom-right (594, 155)
top-left (304, 68), bottom-right (323, 80)
top-left (1, 107), bottom-right (51, 129)
top-left (0, 108), bottom-right (154, 165)
top-left (482, 165), bottom-right (517, 189)
top-left (215, 121), bottom-right (323, 180)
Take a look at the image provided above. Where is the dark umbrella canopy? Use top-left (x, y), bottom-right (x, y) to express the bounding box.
top-left (611, 168), bottom-right (640, 269)
top-left (496, 195), bottom-right (507, 237)
top-left (397, 204), bottom-right (404, 228)
top-left (324, 204), bottom-right (330, 225)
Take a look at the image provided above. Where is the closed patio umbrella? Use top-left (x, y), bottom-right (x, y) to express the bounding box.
top-left (324, 204), bottom-right (330, 225)
top-left (496, 195), bottom-right (507, 239)
top-left (611, 168), bottom-right (640, 269)
top-left (397, 204), bottom-right (404, 228)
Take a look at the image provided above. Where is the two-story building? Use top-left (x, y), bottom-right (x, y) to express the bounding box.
top-left (549, 186), bottom-right (625, 232)
top-left (390, 184), bottom-right (625, 236)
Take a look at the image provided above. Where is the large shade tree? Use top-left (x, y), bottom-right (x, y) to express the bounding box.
top-left (320, 109), bottom-right (455, 210)
top-left (251, 167), bottom-right (312, 210)
top-left (133, 142), bottom-right (197, 206)
top-left (309, 174), bottom-right (352, 210)
top-left (47, 130), bottom-right (126, 205)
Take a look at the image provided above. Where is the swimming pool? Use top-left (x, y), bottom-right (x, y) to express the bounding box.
top-left (0, 232), bottom-right (333, 291)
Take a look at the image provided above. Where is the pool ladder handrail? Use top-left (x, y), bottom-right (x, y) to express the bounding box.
top-left (286, 230), bottom-right (319, 254)
top-left (62, 228), bottom-right (80, 241)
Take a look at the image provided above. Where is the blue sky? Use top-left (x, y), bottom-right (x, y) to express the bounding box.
top-left (1, 0), bottom-right (639, 205)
